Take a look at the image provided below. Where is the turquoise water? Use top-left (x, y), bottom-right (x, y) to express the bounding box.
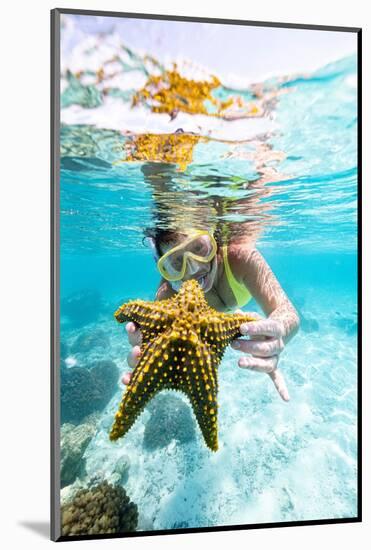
top-left (59, 29), bottom-right (358, 530)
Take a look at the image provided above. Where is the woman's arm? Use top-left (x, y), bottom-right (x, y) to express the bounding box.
top-left (229, 246), bottom-right (300, 402)
top-left (246, 249), bottom-right (299, 340)
top-left (231, 246), bottom-right (300, 341)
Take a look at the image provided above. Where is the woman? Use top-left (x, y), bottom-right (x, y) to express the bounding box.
top-left (123, 227), bottom-right (300, 401)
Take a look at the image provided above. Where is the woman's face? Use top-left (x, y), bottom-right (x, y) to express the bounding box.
top-left (159, 233), bottom-right (218, 292)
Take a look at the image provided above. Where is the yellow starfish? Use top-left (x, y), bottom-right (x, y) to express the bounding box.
top-left (109, 279), bottom-right (256, 451)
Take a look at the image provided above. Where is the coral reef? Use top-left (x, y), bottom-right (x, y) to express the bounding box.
top-left (144, 393), bottom-right (195, 451)
top-left (110, 279), bottom-right (256, 451)
top-left (60, 414), bottom-right (99, 488)
top-left (61, 480), bottom-right (138, 536)
top-left (71, 328), bottom-right (110, 354)
top-left (61, 360), bottom-right (119, 424)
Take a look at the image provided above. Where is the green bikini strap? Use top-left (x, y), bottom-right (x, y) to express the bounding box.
top-left (222, 245), bottom-right (252, 308)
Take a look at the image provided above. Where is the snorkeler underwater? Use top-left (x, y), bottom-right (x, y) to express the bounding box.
top-left (52, 9), bottom-right (360, 541)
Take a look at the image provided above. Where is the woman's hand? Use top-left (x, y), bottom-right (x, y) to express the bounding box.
top-left (121, 322), bottom-right (142, 385)
top-left (231, 314), bottom-right (290, 401)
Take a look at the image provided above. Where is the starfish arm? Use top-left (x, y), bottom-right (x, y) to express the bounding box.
top-left (185, 341), bottom-right (219, 452)
top-left (109, 329), bottom-right (178, 441)
top-left (199, 312), bottom-right (256, 351)
top-left (154, 328), bottom-right (220, 451)
top-left (114, 299), bottom-right (176, 345)
top-left (230, 312), bottom-right (259, 326)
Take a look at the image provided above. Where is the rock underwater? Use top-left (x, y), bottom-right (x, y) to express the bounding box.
top-left (109, 279), bottom-right (256, 451)
top-left (143, 393), bottom-right (196, 451)
top-left (60, 413), bottom-right (99, 488)
top-left (61, 360), bottom-right (119, 424)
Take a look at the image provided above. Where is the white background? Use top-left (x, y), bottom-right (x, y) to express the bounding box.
top-left (0, 0), bottom-right (368, 548)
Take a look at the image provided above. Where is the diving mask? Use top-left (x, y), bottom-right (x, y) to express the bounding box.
top-left (156, 230), bottom-right (217, 282)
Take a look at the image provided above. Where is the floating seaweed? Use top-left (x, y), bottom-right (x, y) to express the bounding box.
top-left (132, 64), bottom-right (232, 117)
top-left (123, 131), bottom-right (203, 171)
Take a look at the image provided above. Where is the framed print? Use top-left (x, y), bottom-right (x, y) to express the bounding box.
top-left (51, 8), bottom-right (361, 542)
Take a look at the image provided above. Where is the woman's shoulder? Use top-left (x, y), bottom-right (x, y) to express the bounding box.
top-left (226, 244), bottom-right (269, 286)
top-left (226, 242), bottom-right (257, 269)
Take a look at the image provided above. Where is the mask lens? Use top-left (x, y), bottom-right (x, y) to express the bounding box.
top-left (162, 254), bottom-right (185, 277)
top-left (186, 235), bottom-right (213, 257)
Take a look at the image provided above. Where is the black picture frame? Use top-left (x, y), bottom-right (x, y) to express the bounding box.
top-left (51, 8), bottom-right (362, 542)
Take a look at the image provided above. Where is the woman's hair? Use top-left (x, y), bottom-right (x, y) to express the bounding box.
top-left (143, 227), bottom-right (187, 257)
